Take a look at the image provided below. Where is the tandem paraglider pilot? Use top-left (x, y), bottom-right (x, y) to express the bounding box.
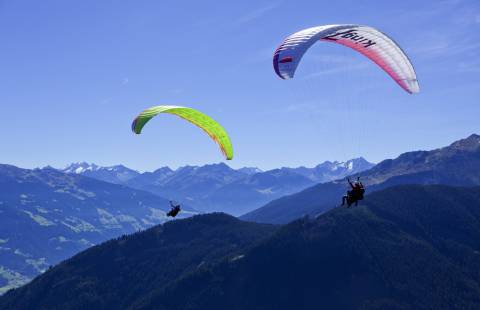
top-left (341, 177), bottom-right (365, 208)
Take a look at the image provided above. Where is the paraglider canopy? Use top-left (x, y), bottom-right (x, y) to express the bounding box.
top-left (132, 105), bottom-right (234, 160)
top-left (273, 24), bottom-right (419, 94)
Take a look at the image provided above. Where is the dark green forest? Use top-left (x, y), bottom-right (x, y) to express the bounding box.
top-left (2, 185), bottom-right (480, 309)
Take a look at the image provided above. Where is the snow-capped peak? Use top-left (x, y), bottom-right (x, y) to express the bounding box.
top-left (348, 161), bottom-right (354, 170)
top-left (313, 158), bottom-right (374, 175)
top-left (63, 162), bottom-right (100, 174)
top-left (238, 167), bottom-right (263, 175)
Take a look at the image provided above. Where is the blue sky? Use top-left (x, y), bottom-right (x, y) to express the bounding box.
top-left (0, 0), bottom-right (479, 171)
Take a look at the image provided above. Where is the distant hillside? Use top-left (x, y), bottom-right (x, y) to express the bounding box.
top-left (242, 134), bottom-right (480, 224)
top-left (0, 165), bottom-right (193, 294)
top-left (2, 185), bottom-right (480, 309)
top-left (62, 158), bottom-right (374, 215)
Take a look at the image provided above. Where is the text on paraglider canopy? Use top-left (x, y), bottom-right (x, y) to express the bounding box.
top-left (323, 29), bottom-right (376, 48)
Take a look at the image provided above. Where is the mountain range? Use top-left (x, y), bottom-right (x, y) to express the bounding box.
top-left (61, 158), bottom-right (374, 215)
top-left (242, 134), bottom-right (480, 224)
top-left (0, 165), bottom-right (194, 294)
top-left (0, 158), bottom-right (372, 294)
top-left (2, 184), bottom-right (479, 309)
top-left (1, 133), bottom-right (478, 297)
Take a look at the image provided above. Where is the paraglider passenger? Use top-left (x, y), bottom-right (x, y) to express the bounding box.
top-left (341, 177), bottom-right (365, 207)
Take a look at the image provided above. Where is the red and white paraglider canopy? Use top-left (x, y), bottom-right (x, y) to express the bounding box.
top-left (273, 24), bottom-right (419, 94)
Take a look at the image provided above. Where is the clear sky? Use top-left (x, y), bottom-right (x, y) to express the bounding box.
top-left (1, 0), bottom-right (479, 171)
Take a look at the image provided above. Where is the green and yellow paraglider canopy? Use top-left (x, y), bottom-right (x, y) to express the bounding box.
top-left (131, 105), bottom-right (233, 160)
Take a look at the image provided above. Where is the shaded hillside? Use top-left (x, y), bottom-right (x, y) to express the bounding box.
top-left (138, 185), bottom-right (480, 310)
top-left (0, 214), bottom-right (277, 310)
top-left (2, 185), bottom-right (480, 309)
top-left (0, 164), bottom-right (193, 294)
top-left (243, 134), bottom-right (480, 224)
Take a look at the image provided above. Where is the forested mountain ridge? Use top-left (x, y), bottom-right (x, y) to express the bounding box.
top-left (2, 185), bottom-right (480, 309)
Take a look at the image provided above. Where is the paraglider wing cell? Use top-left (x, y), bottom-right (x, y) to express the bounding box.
top-left (131, 105), bottom-right (233, 160)
top-left (273, 24), bottom-right (419, 94)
